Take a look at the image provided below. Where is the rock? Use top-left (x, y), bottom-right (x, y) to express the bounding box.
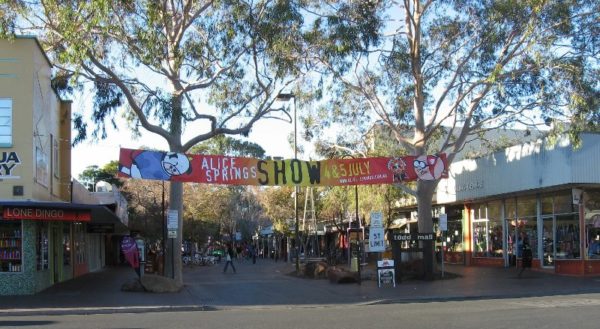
top-left (326, 266), bottom-right (358, 284)
top-left (121, 278), bottom-right (145, 292)
top-left (304, 261), bottom-right (329, 279)
top-left (140, 274), bottom-right (183, 293)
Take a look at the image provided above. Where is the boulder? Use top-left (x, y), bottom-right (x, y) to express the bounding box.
top-left (121, 278), bottom-right (145, 292)
top-left (140, 274), bottom-right (183, 293)
top-left (304, 261), bottom-right (329, 279)
top-left (327, 266), bottom-right (358, 284)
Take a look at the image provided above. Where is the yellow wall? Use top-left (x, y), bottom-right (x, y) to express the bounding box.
top-left (0, 37), bottom-right (71, 202)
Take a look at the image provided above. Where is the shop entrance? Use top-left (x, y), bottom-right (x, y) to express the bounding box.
top-left (542, 216), bottom-right (554, 268)
top-left (51, 225), bottom-right (62, 283)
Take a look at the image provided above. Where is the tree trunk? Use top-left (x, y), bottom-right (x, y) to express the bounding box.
top-left (417, 180), bottom-right (436, 280)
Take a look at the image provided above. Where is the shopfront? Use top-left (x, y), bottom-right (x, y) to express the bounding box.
top-left (434, 133), bottom-right (600, 275)
top-left (0, 202), bottom-right (127, 295)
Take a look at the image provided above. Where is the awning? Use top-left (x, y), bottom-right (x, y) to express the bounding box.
top-left (0, 200), bottom-right (129, 234)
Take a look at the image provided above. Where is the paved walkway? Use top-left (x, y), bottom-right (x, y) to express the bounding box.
top-left (1, 259), bottom-right (599, 316)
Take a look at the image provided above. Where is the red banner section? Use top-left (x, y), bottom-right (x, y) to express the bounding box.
top-left (118, 148), bottom-right (448, 186)
top-left (3, 207), bottom-right (91, 222)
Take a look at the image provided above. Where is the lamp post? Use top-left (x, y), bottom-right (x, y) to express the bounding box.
top-left (276, 92), bottom-right (300, 274)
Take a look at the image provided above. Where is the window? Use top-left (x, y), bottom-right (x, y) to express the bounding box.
top-left (52, 135), bottom-right (59, 178)
top-left (0, 98), bottom-right (12, 147)
top-left (584, 189), bottom-right (600, 259)
top-left (36, 146), bottom-right (49, 187)
top-left (556, 214), bottom-right (580, 259)
top-left (472, 201), bottom-right (503, 258)
top-left (0, 221), bottom-right (22, 272)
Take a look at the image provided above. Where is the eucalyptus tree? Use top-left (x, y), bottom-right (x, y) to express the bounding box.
top-left (6, 0), bottom-right (305, 284)
top-left (305, 0), bottom-right (599, 278)
top-left (78, 161), bottom-right (123, 191)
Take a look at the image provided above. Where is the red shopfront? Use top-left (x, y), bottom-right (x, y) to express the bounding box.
top-left (1, 205), bottom-right (92, 278)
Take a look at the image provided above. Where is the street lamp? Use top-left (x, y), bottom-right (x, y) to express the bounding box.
top-left (276, 92), bottom-right (300, 274)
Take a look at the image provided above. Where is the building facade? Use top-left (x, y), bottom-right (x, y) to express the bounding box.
top-left (0, 37), bottom-right (128, 295)
top-left (431, 133), bottom-right (600, 275)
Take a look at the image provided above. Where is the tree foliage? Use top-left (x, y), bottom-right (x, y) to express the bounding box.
top-left (303, 0), bottom-right (599, 278)
top-left (77, 160), bottom-right (123, 190)
top-left (4, 0), bottom-right (308, 283)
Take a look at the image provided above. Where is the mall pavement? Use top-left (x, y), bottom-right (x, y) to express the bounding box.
top-left (1, 259), bottom-right (600, 316)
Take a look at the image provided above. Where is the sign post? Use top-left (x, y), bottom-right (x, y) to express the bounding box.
top-left (167, 210), bottom-right (178, 279)
top-left (439, 213), bottom-right (448, 278)
top-left (369, 212), bottom-right (385, 252)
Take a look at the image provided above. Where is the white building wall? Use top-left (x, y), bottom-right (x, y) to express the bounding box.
top-left (438, 133), bottom-right (600, 203)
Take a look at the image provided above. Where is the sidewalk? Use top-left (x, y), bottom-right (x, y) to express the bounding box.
top-left (1, 259), bottom-right (599, 316)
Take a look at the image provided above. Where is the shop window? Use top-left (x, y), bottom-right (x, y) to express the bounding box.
top-left (541, 195), bottom-right (553, 215)
top-left (36, 222), bottom-right (49, 271)
top-left (586, 214), bottom-right (600, 259)
top-left (446, 219), bottom-right (463, 252)
top-left (584, 189), bottom-right (600, 259)
top-left (555, 214), bottom-right (580, 259)
top-left (554, 192), bottom-right (576, 214)
top-left (511, 216), bottom-right (538, 259)
top-left (63, 224), bottom-right (71, 266)
top-left (472, 202), bottom-right (503, 258)
top-left (505, 198), bottom-right (516, 219)
top-left (0, 221), bottom-right (22, 272)
top-left (517, 196), bottom-right (537, 217)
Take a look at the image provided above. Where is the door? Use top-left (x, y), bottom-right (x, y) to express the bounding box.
top-left (542, 216), bottom-right (554, 268)
top-left (505, 220), bottom-right (517, 267)
top-left (52, 225), bottom-right (62, 283)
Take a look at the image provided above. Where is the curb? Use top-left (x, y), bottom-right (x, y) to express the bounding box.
top-left (0, 305), bottom-right (217, 317)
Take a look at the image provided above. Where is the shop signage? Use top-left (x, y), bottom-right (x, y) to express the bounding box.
top-left (3, 207), bottom-right (91, 222)
top-left (391, 232), bottom-right (434, 241)
top-left (377, 259), bottom-right (395, 288)
top-left (0, 151), bottom-right (21, 179)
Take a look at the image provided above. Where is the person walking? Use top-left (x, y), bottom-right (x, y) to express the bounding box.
top-left (250, 244), bottom-right (257, 264)
top-left (519, 238), bottom-right (533, 277)
top-left (223, 244), bottom-right (236, 274)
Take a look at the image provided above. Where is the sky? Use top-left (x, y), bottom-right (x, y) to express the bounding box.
top-left (70, 115), bottom-right (298, 179)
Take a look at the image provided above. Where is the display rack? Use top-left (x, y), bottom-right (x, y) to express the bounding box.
top-left (0, 222), bottom-right (22, 273)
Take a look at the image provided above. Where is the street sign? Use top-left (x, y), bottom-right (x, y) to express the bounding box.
top-left (370, 211), bottom-right (383, 228)
top-left (391, 232), bottom-right (434, 241)
top-left (369, 227), bottom-right (385, 252)
top-left (439, 213), bottom-right (448, 231)
top-left (167, 210), bottom-right (178, 229)
top-left (168, 229), bottom-right (177, 238)
top-left (369, 211), bottom-right (385, 252)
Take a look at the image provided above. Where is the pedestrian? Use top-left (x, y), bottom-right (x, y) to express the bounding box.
top-left (223, 244), bottom-right (236, 274)
top-left (250, 244), bottom-right (256, 264)
top-left (519, 238), bottom-right (532, 277)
